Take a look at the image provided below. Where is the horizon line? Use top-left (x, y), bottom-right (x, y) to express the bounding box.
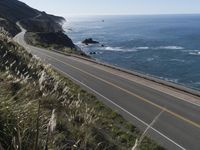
top-left (61, 12), bottom-right (200, 17)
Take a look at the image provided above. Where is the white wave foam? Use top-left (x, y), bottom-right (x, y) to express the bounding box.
top-left (184, 49), bottom-right (200, 52)
top-left (75, 41), bottom-right (82, 45)
top-left (136, 46), bottom-right (184, 50)
top-left (147, 58), bottom-right (154, 61)
top-left (170, 59), bottom-right (185, 62)
top-left (104, 46), bottom-right (137, 52)
top-left (189, 52), bottom-right (200, 56)
top-left (165, 78), bottom-right (179, 83)
top-left (155, 46), bottom-right (184, 50)
top-left (136, 47), bottom-right (150, 50)
top-left (160, 77), bottom-right (179, 83)
top-left (105, 46), bottom-right (122, 51)
top-left (99, 45), bottom-right (185, 52)
top-left (93, 26), bottom-right (103, 29)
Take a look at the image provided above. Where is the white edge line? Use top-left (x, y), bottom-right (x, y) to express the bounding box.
top-left (52, 65), bottom-right (186, 150)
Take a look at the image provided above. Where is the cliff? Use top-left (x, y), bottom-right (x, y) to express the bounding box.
top-left (0, 0), bottom-right (83, 54)
top-left (0, 0), bottom-right (64, 32)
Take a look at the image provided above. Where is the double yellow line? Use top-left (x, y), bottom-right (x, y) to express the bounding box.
top-left (37, 49), bottom-right (200, 129)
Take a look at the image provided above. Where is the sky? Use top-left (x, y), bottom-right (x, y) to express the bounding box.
top-left (20, 0), bottom-right (200, 17)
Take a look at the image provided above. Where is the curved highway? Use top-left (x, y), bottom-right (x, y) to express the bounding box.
top-left (14, 23), bottom-right (200, 150)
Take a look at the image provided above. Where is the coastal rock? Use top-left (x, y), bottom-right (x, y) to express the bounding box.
top-left (89, 52), bottom-right (97, 55)
top-left (82, 38), bottom-right (99, 45)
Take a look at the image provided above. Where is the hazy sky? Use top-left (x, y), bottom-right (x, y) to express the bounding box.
top-left (20, 0), bottom-right (200, 16)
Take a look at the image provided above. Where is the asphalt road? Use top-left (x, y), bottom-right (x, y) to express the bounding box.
top-left (14, 23), bottom-right (200, 150)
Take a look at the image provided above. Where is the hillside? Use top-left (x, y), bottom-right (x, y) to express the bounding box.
top-left (0, 18), bottom-right (20, 36)
top-left (24, 32), bottom-right (88, 56)
top-left (0, 0), bottom-right (64, 28)
top-left (0, 31), bottom-right (164, 149)
top-left (0, 0), bottom-right (78, 54)
top-left (0, 0), bottom-right (38, 22)
top-left (0, 0), bottom-right (39, 37)
top-left (0, 0), bottom-right (65, 34)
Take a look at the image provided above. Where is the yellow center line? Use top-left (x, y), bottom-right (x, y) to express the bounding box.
top-left (40, 50), bottom-right (200, 129)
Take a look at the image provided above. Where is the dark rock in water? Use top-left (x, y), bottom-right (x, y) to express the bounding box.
top-left (82, 38), bottom-right (99, 45)
top-left (101, 44), bottom-right (105, 47)
top-left (89, 52), bottom-right (97, 55)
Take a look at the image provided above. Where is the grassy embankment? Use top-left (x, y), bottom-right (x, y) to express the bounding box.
top-left (0, 30), bottom-right (164, 149)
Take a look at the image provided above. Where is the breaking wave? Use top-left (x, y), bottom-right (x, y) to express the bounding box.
top-left (189, 51), bottom-right (200, 56)
top-left (154, 46), bottom-right (184, 50)
top-left (103, 46), bottom-right (137, 52)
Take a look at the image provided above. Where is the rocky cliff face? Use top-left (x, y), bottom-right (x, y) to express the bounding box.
top-left (20, 12), bottom-right (64, 33)
top-left (0, 0), bottom-right (65, 35)
top-left (25, 32), bottom-right (75, 49)
top-left (0, 0), bottom-right (79, 54)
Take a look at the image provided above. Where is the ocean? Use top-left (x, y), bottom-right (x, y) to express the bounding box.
top-left (64, 15), bottom-right (200, 90)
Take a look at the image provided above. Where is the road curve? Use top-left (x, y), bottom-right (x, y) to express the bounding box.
top-left (14, 23), bottom-right (200, 150)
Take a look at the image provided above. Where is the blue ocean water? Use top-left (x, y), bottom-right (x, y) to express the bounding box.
top-left (64, 15), bottom-right (200, 90)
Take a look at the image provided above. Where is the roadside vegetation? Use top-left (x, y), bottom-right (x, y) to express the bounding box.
top-left (0, 29), bottom-right (165, 149)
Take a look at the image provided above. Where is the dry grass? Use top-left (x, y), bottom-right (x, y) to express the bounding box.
top-left (0, 32), bottom-right (164, 150)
